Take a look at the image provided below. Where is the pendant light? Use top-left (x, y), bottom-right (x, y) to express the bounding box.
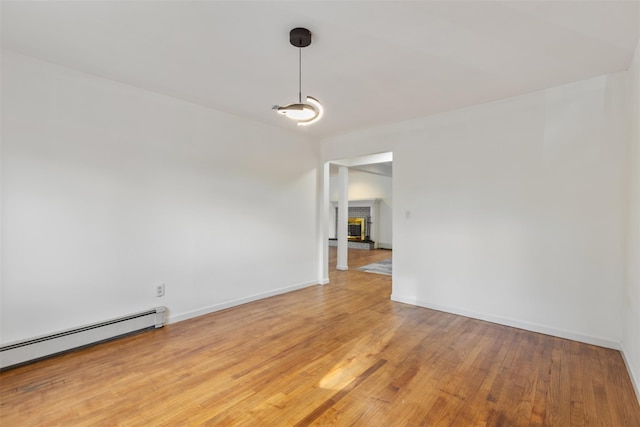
top-left (274, 28), bottom-right (324, 126)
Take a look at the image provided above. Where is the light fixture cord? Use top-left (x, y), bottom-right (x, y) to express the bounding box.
top-left (298, 47), bottom-right (302, 103)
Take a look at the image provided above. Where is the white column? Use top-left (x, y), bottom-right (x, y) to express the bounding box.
top-left (319, 162), bottom-right (330, 284)
top-left (337, 166), bottom-right (349, 270)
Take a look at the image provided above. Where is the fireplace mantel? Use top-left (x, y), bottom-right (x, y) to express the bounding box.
top-left (330, 199), bottom-right (381, 209)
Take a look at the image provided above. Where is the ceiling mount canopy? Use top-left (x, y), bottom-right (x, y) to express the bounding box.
top-left (289, 27), bottom-right (311, 48)
top-left (274, 27), bottom-right (324, 126)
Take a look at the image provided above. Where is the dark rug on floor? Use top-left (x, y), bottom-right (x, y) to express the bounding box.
top-left (356, 258), bottom-right (392, 276)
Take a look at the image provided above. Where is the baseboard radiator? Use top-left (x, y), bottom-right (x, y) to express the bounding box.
top-left (0, 307), bottom-right (165, 370)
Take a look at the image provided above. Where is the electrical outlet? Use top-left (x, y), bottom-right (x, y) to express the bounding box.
top-left (155, 283), bottom-right (165, 297)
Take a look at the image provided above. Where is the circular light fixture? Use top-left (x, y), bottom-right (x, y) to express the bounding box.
top-left (277, 103), bottom-right (317, 120)
top-left (274, 28), bottom-right (324, 126)
top-left (276, 96), bottom-right (324, 126)
top-left (298, 96), bottom-right (324, 126)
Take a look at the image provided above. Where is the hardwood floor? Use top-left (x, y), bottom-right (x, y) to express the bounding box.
top-left (2, 248), bottom-right (639, 426)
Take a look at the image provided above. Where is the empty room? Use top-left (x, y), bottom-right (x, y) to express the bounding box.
top-left (2, 1), bottom-right (640, 425)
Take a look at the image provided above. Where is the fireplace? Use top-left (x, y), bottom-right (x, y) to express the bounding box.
top-left (348, 217), bottom-right (366, 241)
top-left (330, 199), bottom-right (380, 250)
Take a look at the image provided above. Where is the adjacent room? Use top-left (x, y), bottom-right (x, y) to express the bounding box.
top-left (2, 1), bottom-right (640, 425)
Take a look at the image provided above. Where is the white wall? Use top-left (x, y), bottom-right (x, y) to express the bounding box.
top-left (1, 50), bottom-right (319, 344)
top-left (328, 169), bottom-right (392, 247)
top-left (322, 71), bottom-right (630, 349)
top-left (623, 37), bottom-right (640, 400)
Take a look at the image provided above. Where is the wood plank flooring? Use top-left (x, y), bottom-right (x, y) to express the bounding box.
top-left (2, 248), bottom-right (639, 426)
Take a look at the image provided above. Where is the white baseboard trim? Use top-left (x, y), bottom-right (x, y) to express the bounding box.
top-left (319, 277), bottom-right (330, 285)
top-left (336, 265), bottom-right (348, 271)
top-left (168, 280), bottom-right (319, 324)
top-left (390, 294), bottom-right (416, 305)
top-left (378, 243), bottom-right (393, 250)
top-left (390, 294), bottom-right (621, 350)
top-left (621, 345), bottom-right (640, 405)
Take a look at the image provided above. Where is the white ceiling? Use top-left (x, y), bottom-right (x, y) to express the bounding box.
top-left (2, 1), bottom-right (639, 140)
top-left (330, 162), bottom-right (393, 178)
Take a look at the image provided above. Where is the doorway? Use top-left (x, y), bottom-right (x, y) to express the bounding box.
top-left (323, 152), bottom-right (393, 282)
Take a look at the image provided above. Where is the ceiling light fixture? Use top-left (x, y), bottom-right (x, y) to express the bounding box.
top-left (274, 28), bottom-right (323, 126)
